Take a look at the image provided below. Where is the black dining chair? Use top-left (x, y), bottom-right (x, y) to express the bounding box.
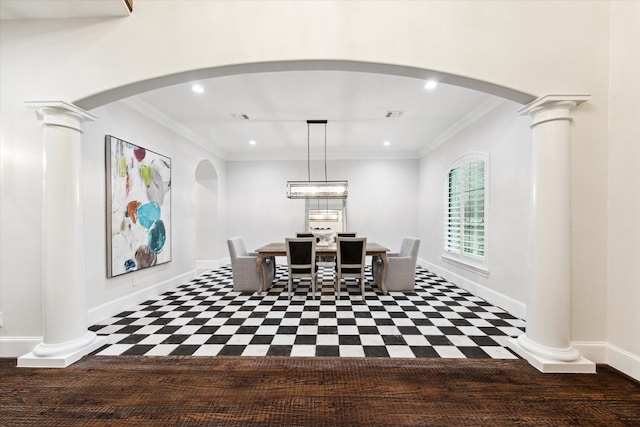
top-left (296, 232), bottom-right (320, 243)
top-left (286, 237), bottom-right (317, 300)
top-left (335, 237), bottom-right (367, 298)
top-left (337, 232), bottom-right (357, 238)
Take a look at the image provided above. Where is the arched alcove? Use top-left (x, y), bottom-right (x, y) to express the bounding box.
top-left (195, 159), bottom-right (219, 271)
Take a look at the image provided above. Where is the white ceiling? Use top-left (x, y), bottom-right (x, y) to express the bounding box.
top-left (127, 70), bottom-right (501, 161)
top-left (0, 1), bottom-right (504, 161)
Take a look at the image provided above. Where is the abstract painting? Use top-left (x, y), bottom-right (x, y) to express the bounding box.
top-left (106, 135), bottom-right (171, 277)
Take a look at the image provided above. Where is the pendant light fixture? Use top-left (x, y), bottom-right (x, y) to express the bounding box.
top-left (286, 120), bottom-right (348, 199)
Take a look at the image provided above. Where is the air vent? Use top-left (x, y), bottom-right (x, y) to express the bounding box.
top-left (385, 111), bottom-right (403, 118)
top-left (230, 113), bottom-right (250, 120)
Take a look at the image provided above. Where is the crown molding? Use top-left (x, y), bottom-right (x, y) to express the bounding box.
top-left (418, 97), bottom-right (507, 158)
top-left (226, 149), bottom-right (420, 162)
top-left (118, 97), bottom-right (228, 160)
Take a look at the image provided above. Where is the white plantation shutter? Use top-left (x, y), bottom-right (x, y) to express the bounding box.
top-left (445, 155), bottom-right (487, 263)
top-left (446, 167), bottom-right (462, 253)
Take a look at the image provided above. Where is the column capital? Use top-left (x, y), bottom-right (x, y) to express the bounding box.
top-left (25, 101), bottom-right (96, 132)
top-left (518, 95), bottom-right (590, 128)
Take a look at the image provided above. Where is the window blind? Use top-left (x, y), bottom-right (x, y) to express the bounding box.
top-left (445, 157), bottom-right (486, 260)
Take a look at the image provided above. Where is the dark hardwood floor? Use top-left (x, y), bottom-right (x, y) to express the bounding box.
top-left (1, 356), bottom-right (638, 426)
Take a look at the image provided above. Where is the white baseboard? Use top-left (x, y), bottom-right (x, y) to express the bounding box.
top-left (573, 341), bottom-right (640, 381)
top-left (418, 258), bottom-right (526, 320)
top-left (87, 269), bottom-right (197, 325)
top-left (0, 336), bottom-right (43, 358)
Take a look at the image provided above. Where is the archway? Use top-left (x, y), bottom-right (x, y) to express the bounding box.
top-left (83, 62), bottom-right (586, 373)
top-left (74, 60), bottom-right (535, 110)
top-left (195, 159), bottom-right (219, 272)
top-left (25, 58), bottom-right (591, 373)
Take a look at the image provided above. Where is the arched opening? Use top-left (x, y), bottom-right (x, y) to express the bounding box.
top-left (75, 60), bottom-right (535, 110)
top-left (73, 60), bottom-right (584, 371)
top-left (195, 159), bottom-right (218, 271)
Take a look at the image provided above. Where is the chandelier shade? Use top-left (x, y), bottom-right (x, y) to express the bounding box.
top-left (308, 209), bottom-right (341, 222)
top-left (286, 180), bottom-right (348, 199)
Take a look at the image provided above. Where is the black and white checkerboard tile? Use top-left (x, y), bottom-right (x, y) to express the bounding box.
top-left (90, 266), bottom-right (525, 359)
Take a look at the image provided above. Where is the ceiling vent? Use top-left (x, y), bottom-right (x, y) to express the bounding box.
top-left (385, 110), bottom-right (403, 118)
top-left (230, 113), bottom-right (250, 120)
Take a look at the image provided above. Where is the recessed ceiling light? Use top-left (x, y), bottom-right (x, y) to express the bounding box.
top-left (424, 80), bottom-right (438, 90)
top-left (385, 111), bottom-right (403, 118)
top-left (384, 140), bottom-right (391, 146)
top-left (230, 113), bottom-right (250, 120)
top-left (249, 140), bottom-right (256, 146)
top-left (191, 84), bottom-right (204, 94)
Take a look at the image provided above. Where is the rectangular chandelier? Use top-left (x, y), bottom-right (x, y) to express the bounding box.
top-left (286, 181), bottom-right (348, 199)
top-left (309, 209), bottom-right (340, 222)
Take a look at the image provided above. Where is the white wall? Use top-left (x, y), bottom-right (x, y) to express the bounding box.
top-left (225, 159), bottom-right (418, 253)
top-left (604, 2), bottom-right (640, 377)
top-left (80, 101), bottom-right (225, 320)
top-left (418, 100), bottom-right (532, 317)
top-left (195, 160), bottom-right (219, 263)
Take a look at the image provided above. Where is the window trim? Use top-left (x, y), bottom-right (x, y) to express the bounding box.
top-left (442, 152), bottom-right (489, 274)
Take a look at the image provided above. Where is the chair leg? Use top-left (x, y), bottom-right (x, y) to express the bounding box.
top-left (288, 278), bottom-right (292, 300)
top-left (312, 274), bottom-right (316, 300)
top-left (360, 275), bottom-right (365, 298)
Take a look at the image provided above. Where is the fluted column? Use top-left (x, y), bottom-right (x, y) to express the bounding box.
top-left (507, 95), bottom-right (595, 373)
top-left (18, 101), bottom-right (106, 368)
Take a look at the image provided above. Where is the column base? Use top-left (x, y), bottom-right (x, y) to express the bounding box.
top-left (17, 332), bottom-right (107, 368)
top-left (507, 336), bottom-right (596, 373)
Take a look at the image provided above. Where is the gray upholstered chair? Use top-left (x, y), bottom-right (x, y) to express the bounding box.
top-left (227, 236), bottom-right (275, 292)
top-left (373, 237), bottom-right (420, 291)
top-left (335, 237), bottom-right (367, 298)
top-left (286, 237), bottom-right (317, 300)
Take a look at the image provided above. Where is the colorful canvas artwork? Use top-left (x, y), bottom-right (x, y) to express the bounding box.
top-left (106, 135), bottom-right (171, 277)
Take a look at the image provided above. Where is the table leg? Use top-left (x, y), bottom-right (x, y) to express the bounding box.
top-left (379, 252), bottom-right (389, 295)
top-left (256, 254), bottom-right (265, 294)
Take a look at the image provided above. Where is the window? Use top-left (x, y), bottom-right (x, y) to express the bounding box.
top-left (444, 154), bottom-right (488, 272)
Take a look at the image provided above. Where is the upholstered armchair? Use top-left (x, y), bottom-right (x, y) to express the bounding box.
top-left (227, 236), bottom-right (275, 292)
top-left (373, 237), bottom-right (420, 291)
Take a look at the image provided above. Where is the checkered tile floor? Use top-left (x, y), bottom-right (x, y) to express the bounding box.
top-left (90, 265), bottom-right (525, 359)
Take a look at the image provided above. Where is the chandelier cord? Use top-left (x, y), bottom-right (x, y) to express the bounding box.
top-left (324, 122), bottom-right (328, 182)
top-left (307, 122), bottom-right (311, 182)
top-left (324, 123), bottom-right (328, 212)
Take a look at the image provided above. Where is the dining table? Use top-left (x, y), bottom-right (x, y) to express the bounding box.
top-left (255, 241), bottom-right (390, 295)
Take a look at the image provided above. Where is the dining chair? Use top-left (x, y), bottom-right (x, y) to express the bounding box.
top-left (335, 237), bottom-right (367, 298)
top-left (296, 232), bottom-right (320, 243)
top-left (227, 236), bottom-right (275, 292)
top-left (372, 237), bottom-right (420, 291)
top-left (337, 232), bottom-right (357, 237)
top-left (285, 237), bottom-right (318, 300)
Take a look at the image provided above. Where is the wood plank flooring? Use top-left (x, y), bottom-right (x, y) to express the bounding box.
top-left (1, 356), bottom-right (639, 426)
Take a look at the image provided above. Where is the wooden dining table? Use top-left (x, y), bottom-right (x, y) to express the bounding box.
top-left (255, 242), bottom-right (390, 295)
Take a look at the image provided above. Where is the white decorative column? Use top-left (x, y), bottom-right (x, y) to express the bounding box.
top-left (18, 101), bottom-right (107, 368)
top-left (507, 95), bottom-right (595, 373)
